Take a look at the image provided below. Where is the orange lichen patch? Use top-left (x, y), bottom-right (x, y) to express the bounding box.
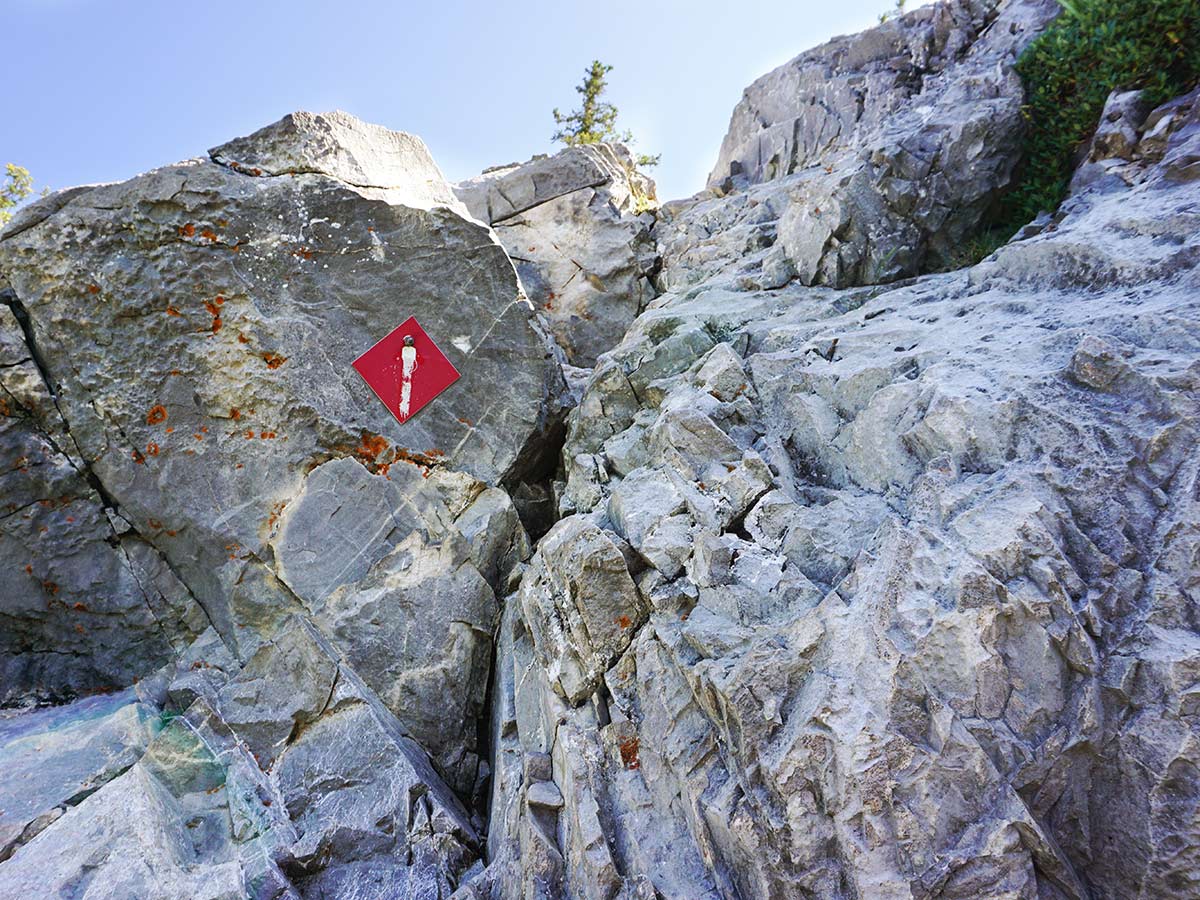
top-left (0, 398), bottom-right (10, 417)
top-left (238, 333), bottom-right (250, 344)
top-left (86, 283), bottom-right (101, 295)
top-left (165, 305), bottom-right (182, 317)
top-left (165, 529), bottom-right (178, 537)
top-left (616, 615), bottom-right (632, 629)
top-left (75, 623), bottom-right (85, 634)
top-left (193, 433), bottom-right (204, 441)
top-left (65, 516), bottom-right (74, 523)
top-left (266, 501), bottom-right (287, 530)
top-left (147, 518), bottom-right (163, 529)
top-left (42, 580), bottom-right (59, 596)
top-left (261, 352), bottom-right (287, 369)
top-left (423, 448), bottom-right (446, 459)
top-left (235, 463), bottom-right (244, 469)
top-left (259, 431), bottom-right (277, 439)
top-left (457, 417), bottom-right (473, 427)
top-left (201, 298), bottom-right (224, 334)
top-left (131, 448), bottom-right (146, 464)
top-left (200, 426), bottom-right (208, 433)
top-left (72, 602), bottom-right (88, 612)
top-left (169, 370), bottom-right (183, 377)
top-left (146, 405), bottom-right (168, 425)
top-left (24, 564), bottom-right (32, 574)
top-left (618, 736), bottom-right (640, 770)
top-left (230, 408), bottom-right (241, 420)
top-left (200, 229), bottom-right (218, 243)
top-left (179, 223), bottom-right (196, 238)
top-left (293, 246), bottom-right (314, 261)
top-left (245, 429), bottom-right (256, 439)
top-left (165, 427), bottom-right (175, 434)
top-left (357, 432), bottom-right (388, 460)
top-left (146, 442), bottom-right (160, 457)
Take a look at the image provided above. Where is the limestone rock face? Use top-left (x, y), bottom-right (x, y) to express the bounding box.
top-left (6, 5), bottom-right (1200, 899)
top-left (0, 299), bottom-right (207, 704)
top-left (456, 143), bottom-right (659, 366)
top-left (473, 61), bottom-right (1200, 900)
top-left (676, 0), bottom-right (1061, 290)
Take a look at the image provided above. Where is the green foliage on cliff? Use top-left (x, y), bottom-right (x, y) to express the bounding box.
top-left (0, 164), bottom-right (35, 227)
top-left (553, 60), bottom-right (660, 168)
top-left (999, 0), bottom-right (1200, 228)
top-left (879, 0), bottom-right (907, 24)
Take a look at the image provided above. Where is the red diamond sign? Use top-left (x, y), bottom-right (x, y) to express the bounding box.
top-left (352, 317), bottom-right (460, 424)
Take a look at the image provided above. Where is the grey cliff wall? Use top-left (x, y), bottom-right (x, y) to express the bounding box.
top-left (3, 1), bottom-right (1200, 898)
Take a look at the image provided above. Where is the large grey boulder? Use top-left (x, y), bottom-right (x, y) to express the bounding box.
top-left (456, 143), bottom-right (659, 366)
top-left (0, 109), bottom-right (559, 681)
top-left (477, 72), bottom-right (1200, 900)
top-left (0, 111), bottom-right (546, 895)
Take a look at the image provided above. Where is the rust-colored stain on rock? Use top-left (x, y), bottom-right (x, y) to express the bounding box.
top-left (618, 736), bottom-right (640, 770)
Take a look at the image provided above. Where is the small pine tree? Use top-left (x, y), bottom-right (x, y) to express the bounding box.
top-left (0, 164), bottom-right (35, 227)
top-left (879, 0), bottom-right (907, 23)
top-left (552, 60), bottom-right (659, 167)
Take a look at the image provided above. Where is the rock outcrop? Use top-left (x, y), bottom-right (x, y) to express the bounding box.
top-left (456, 144), bottom-right (659, 367)
top-left (4, 2), bottom-right (1200, 898)
top-left (679, 0), bottom-right (1060, 290)
top-left (468, 8), bottom-right (1200, 900)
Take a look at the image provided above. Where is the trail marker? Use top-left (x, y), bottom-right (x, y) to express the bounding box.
top-left (352, 317), bottom-right (460, 424)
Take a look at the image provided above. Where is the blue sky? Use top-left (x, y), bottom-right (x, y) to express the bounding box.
top-left (5, 0), bottom-right (925, 203)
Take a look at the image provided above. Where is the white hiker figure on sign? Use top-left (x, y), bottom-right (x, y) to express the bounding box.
top-left (394, 334), bottom-right (418, 420)
top-left (352, 316), bottom-right (459, 427)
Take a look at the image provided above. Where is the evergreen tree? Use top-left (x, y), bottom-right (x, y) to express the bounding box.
top-left (552, 61), bottom-right (659, 167)
top-left (879, 0), bottom-right (907, 23)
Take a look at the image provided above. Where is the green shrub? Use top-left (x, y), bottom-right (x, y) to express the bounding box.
top-left (997, 0), bottom-right (1200, 230)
